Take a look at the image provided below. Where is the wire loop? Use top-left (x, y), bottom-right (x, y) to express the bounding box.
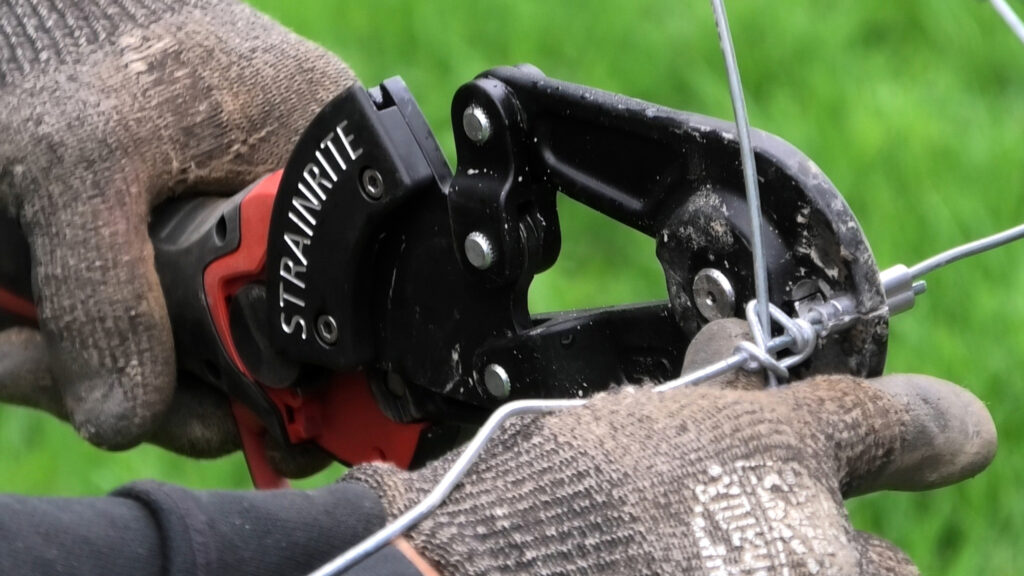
top-left (736, 340), bottom-right (789, 379)
top-left (738, 300), bottom-right (818, 383)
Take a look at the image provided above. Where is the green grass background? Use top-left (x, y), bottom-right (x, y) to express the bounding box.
top-left (3, 1), bottom-right (1024, 573)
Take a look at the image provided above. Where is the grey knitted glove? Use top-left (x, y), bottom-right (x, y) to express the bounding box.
top-left (348, 320), bottom-right (997, 575)
top-left (0, 0), bottom-right (355, 460)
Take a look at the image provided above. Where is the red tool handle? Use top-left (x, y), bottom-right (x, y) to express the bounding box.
top-left (0, 174), bottom-right (425, 488)
top-left (196, 172), bottom-right (424, 487)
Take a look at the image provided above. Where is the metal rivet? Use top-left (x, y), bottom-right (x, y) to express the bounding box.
top-left (464, 231), bottom-right (496, 270)
top-left (462, 105), bottom-right (491, 144)
top-left (316, 315), bottom-right (339, 345)
top-left (692, 268), bottom-right (736, 321)
top-left (361, 168), bottom-right (385, 200)
top-left (483, 364), bottom-right (511, 399)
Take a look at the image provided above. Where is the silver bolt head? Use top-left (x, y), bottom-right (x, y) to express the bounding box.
top-left (464, 231), bottom-right (496, 270)
top-left (361, 168), bottom-right (385, 200)
top-left (462, 105), bottom-right (492, 144)
top-left (483, 364), bottom-right (511, 399)
top-left (316, 315), bottom-right (339, 345)
top-left (692, 268), bottom-right (737, 321)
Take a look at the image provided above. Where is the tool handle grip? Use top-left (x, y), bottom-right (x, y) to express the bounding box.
top-left (0, 181), bottom-right (293, 488)
top-left (0, 174), bottom-right (425, 487)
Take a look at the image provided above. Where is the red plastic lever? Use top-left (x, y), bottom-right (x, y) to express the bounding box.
top-left (202, 171), bottom-right (425, 488)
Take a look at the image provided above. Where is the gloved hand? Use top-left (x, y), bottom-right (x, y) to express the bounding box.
top-left (348, 320), bottom-right (998, 575)
top-left (0, 0), bottom-right (355, 467)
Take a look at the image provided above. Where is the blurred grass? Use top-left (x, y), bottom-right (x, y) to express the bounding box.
top-left (2, 0), bottom-right (1024, 572)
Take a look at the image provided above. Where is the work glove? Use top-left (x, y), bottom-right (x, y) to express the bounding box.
top-left (348, 319), bottom-right (997, 575)
top-left (0, 0), bottom-right (355, 470)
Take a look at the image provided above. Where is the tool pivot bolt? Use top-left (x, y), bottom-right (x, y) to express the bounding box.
top-left (464, 232), bottom-right (496, 270)
top-left (483, 364), bottom-right (511, 399)
top-left (462, 105), bottom-right (492, 144)
top-left (693, 268), bottom-right (736, 321)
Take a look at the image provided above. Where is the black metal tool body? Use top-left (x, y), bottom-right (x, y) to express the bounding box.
top-left (265, 65), bottom-right (887, 421)
top-left (0, 66), bottom-right (888, 482)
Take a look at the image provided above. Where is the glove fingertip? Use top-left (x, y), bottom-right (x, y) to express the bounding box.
top-left (865, 374), bottom-right (997, 493)
top-left (264, 435), bottom-right (333, 479)
top-left (146, 375), bottom-right (240, 458)
top-left (52, 295), bottom-right (178, 450)
top-left (60, 369), bottom-right (175, 451)
top-left (26, 201), bottom-right (179, 450)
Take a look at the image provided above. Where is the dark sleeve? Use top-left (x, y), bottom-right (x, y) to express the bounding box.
top-left (0, 480), bottom-right (424, 576)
